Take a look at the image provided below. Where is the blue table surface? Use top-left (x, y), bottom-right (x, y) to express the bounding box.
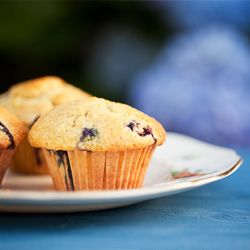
top-left (0, 148), bottom-right (249, 250)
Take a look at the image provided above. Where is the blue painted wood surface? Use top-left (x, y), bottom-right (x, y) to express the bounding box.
top-left (0, 148), bottom-right (249, 250)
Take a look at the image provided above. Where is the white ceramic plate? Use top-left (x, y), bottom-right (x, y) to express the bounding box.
top-left (0, 133), bottom-right (242, 213)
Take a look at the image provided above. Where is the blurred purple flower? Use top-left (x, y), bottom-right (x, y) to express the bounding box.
top-left (154, 1), bottom-right (250, 31)
top-left (127, 26), bottom-right (250, 146)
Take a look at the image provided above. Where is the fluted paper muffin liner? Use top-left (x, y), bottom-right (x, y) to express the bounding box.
top-left (0, 149), bottom-right (15, 185)
top-left (42, 145), bottom-right (156, 191)
top-left (10, 138), bottom-right (49, 175)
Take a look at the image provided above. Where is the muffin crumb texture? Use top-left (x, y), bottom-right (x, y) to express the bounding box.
top-left (0, 76), bottom-right (91, 127)
top-left (29, 97), bottom-right (166, 152)
top-left (0, 106), bottom-right (26, 149)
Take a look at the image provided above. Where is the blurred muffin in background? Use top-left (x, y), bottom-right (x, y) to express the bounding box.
top-left (0, 106), bottom-right (26, 185)
top-left (0, 76), bottom-right (91, 175)
top-left (128, 26), bottom-right (250, 146)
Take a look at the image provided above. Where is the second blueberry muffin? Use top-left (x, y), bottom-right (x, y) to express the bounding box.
top-left (0, 76), bottom-right (91, 175)
top-left (0, 106), bottom-right (26, 185)
top-left (28, 97), bottom-right (166, 191)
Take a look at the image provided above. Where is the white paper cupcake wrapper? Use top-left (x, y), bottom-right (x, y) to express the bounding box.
top-left (42, 145), bottom-right (156, 191)
top-left (0, 149), bottom-right (15, 185)
top-left (10, 138), bottom-right (49, 175)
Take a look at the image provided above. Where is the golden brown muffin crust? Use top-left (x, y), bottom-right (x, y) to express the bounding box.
top-left (0, 106), bottom-right (26, 149)
top-left (28, 97), bottom-right (166, 151)
top-left (0, 76), bottom-right (91, 127)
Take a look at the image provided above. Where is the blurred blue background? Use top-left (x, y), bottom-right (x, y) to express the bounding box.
top-left (0, 1), bottom-right (249, 146)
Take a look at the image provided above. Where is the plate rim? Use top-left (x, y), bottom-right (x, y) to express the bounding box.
top-left (0, 157), bottom-right (243, 204)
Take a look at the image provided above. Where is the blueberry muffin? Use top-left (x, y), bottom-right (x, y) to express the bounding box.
top-left (0, 106), bottom-right (26, 185)
top-left (28, 97), bottom-right (166, 191)
top-left (0, 76), bottom-right (91, 175)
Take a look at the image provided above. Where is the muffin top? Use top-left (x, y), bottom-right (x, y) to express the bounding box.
top-left (28, 97), bottom-right (166, 151)
top-left (0, 106), bottom-right (26, 149)
top-left (0, 76), bottom-right (91, 127)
